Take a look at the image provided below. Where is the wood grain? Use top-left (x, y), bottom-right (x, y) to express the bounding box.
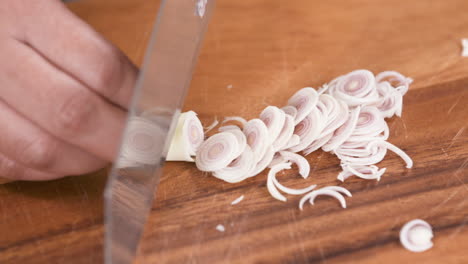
top-left (1, 0), bottom-right (467, 263)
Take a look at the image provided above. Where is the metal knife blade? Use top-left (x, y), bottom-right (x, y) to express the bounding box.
top-left (104, 1), bottom-right (214, 263)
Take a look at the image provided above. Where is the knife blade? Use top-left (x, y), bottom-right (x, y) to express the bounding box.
top-left (103, 0), bottom-right (214, 263)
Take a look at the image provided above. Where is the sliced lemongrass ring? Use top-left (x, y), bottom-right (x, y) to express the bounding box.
top-left (303, 132), bottom-right (333, 156)
top-left (272, 115), bottom-right (295, 151)
top-left (299, 188), bottom-right (348, 210)
top-left (322, 106), bottom-right (361, 152)
top-left (331, 70), bottom-right (379, 106)
top-left (195, 132), bottom-right (239, 171)
top-left (367, 140), bottom-right (413, 168)
top-left (289, 108), bottom-right (325, 152)
top-left (269, 152), bottom-right (287, 168)
top-left (213, 145), bottom-right (255, 183)
top-left (222, 116), bottom-right (247, 127)
top-left (287, 87), bottom-right (319, 125)
top-left (249, 146), bottom-right (275, 177)
top-left (376, 71), bottom-right (412, 96)
top-left (320, 100), bottom-right (349, 136)
top-left (260, 106), bottom-right (286, 143)
top-left (282, 134), bottom-right (300, 150)
top-left (352, 106), bottom-right (386, 136)
top-left (218, 125), bottom-right (241, 132)
top-left (224, 129), bottom-right (247, 158)
top-left (400, 219), bottom-right (433, 253)
top-left (281, 106), bottom-right (298, 119)
top-left (167, 111), bottom-right (204, 161)
top-left (243, 119), bottom-right (270, 162)
top-left (279, 151), bottom-right (310, 179)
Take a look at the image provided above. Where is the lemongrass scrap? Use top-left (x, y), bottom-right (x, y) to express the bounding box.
top-left (400, 219), bottom-right (433, 252)
top-left (216, 224), bottom-right (225, 232)
top-left (462, 39), bottom-right (468, 57)
top-left (231, 195), bottom-right (244, 205)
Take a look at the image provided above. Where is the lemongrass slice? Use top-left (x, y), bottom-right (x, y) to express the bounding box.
top-left (260, 106), bottom-right (286, 143)
top-left (169, 111), bottom-right (204, 158)
top-left (223, 129), bottom-right (247, 159)
top-left (299, 188), bottom-right (348, 210)
top-left (273, 177), bottom-right (317, 196)
top-left (267, 162), bottom-right (292, 202)
top-left (249, 146), bottom-right (275, 177)
top-left (243, 119), bottom-right (270, 162)
top-left (269, 152), bottom-right (287, 168)
top-left (287, 87), bottom-right (319, 124)
top-left (330, 70), bottom-right (379, 107)
top-left (339, 144), bottom-right (387, 166)
top-left (222, 116), bottom-right (247, 127)
top-left (374, 82), bottom-right (403, 118)
top-left (282, 134), bottom-right (300, 150)
top-left (319, 94), bottom-right (340, 125)
top-left (218, 125), bottom-right (241, 132)
top-left (367, 140), bottom-right (413, 168)
top-left (400, 219), bottom-right (433, 253)
top-left (322, 106), bottom-right (361, 152)
top-left (288, 108), bottom-right (325, 152)
top-left (320, 186), bottom-right (352, 197)
top-left (195, 132), bottom-right (239, 171)
top-left (338, 164), bottom-right (386, 181)
top-left (279, 151), bottom-right (310, 179)
top-left (204, 118), bottom-right (219, 133)
top-left (462, 38), bottom-right (468, 57)
top-left (120, 116), bottom-right (166, 165)
top-left (272, 115), bottom-right (295, 151)
top-left (281, 106), bottom-right (298, 119)
top-left (303, 132), bottom-right (333, 156)
top-left (216, 224), bottom-right (225, 232)
top-left (213, 146), bottom-right (255, 183)
top-left (375, 71), bottom-right (413, 96)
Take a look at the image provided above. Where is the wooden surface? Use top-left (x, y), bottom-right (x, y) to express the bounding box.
top-left (1, 0), bottom-right (468, 263)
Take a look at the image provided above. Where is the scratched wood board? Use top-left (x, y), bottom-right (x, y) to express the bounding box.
top-left (0, 0), bottom-right (467, 263)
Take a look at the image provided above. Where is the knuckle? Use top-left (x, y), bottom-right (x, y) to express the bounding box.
top-left (55, 89), bottom-right (97, 136)
top-left (17, 137), bottom-right (58, 170)
top-left (94, 47), bottom-right (125, 96)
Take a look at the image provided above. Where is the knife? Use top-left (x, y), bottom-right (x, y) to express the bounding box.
top-left (103, 0), bottom-right (214, 263)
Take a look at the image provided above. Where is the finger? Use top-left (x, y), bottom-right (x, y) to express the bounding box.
top-left (0, 153), bottom-right (60, 181)
top-left (0, 99), bottom-right (107, 175)
top-left (18, 0), bottom-right (138, 108)
top-left (0, 39), bottom-right (126, 161)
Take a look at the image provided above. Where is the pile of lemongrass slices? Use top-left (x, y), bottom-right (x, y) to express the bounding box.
top-left (167, 69), bottom-right (413, 210)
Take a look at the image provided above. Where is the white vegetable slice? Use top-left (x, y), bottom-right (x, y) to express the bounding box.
top-left (204, 118), bottom-right (219, 133)
top-left (288, 108), bottom-right (325, 152)
top-left (282, 134), bottom-right (300, 150)
top-left (338, 164), bottom-right (386, 181)
top-left (287, 87), bottom-right (319, 124)
top-left (375, 71), bottom-right (413, 96)
top-left (213, 145), bottom-right (255, 183)
top-left (218, 125), bottom-right (241, 132)
top-left (216, 224), bottom-right (226, 232)
top-left (273, 177), bottom-right (316, 196)
top-left (367, 140), bottom-right (413, 168)
top-left (272, 115), bottom-right (295, 151)
top-left (231, 195), bottom-right (244, 205)
top-left (121, 116), bottom-right (166, 165)
top-left (269, 152), bottom-right (287, 168)
top-left (279, 151), bottom-right (310, 179)
top-left (299, 188), bottom-right (348, 210)
top-left (195, 132), bottom-right (239, 171)
top-left (462, 38), bottom-right (468, 57)
top-left (260, 106), bottom-right (286, 143)
top-left (249, 146), bottom-right (275, 177)
top-left (322, 106), bottom-right (361, 152)
top-left (166, 111), bottom-right (204, 161)
top-left (222, 116), bottom-right (247, 127)
top-left (400, 219), bottom-right (433, 253)
top-left (303, 132), bottom-right (333, 156)
top-left (329, 70), bottom-right (379, 107)
top-left (243, 119), bottom-right (270, 162)
top-left (223, 129), bottom-right (247, 158)
top-left (281, 105), bottom-right (298, 119)
top-left (267, 163), bottom-right (292, 202)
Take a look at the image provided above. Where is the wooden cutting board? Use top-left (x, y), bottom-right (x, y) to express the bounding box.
top-left (1, 0), bottom-right (467, 263)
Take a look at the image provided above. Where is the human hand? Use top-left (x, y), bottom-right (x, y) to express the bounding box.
top-left (0, 0), bottom-right (138, 180)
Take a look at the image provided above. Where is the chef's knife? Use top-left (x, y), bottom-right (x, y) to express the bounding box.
top-left (104, 1), bottom-right (214, 263)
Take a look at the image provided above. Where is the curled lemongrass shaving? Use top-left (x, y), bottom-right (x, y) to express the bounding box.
top-left (120, 116), bottom-right (165, 165)
top-left (260, 106), bottom-right (286, 143)
top-left (231, 195), bottom-right (244, 205)
top-left (249, 146), bottom-right (275, 177)
top-left (367, 140), bottom-right (413, 168)
top-left (222, 116), bottom-right (247, 127)
top-left (272, 115), bottom-right (295, 151)
top-left (299, 187), bottom-right (350, 210)
top-left (322, 106), bottom-right (361, 152)
top-left (320, 186), bottom-right (352, 197)
top-left (243, 119), bottom-right (270, 162)
top-left (267, 163), bottom-right (292, 202)
top-left (273, 176), bottom-right (317, 196)
top-left (281, 105), bottom-right (298, 119)
top-left (279, 151), bottom-right (310, 179)
top-left (218, 125), bottom-right (240, 132)
top-left (400, 219), bottom-right (433, 253)
top-left (373, 82), bottom-right (403, 118)
top-left (289, 108), bottom-right (325, 152)
top-left (213, 146), bottom-right (255, 183)
top-left (195, 132), bottom-right (240, 171)
top-left (287, 87), bottom-right (319, 124)
top-left (204, 118), bottom-right (219, 133)
top-left (375, 71), bottom-right (413, 96)
top-left (269, 152), bottom-right (287, 168)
